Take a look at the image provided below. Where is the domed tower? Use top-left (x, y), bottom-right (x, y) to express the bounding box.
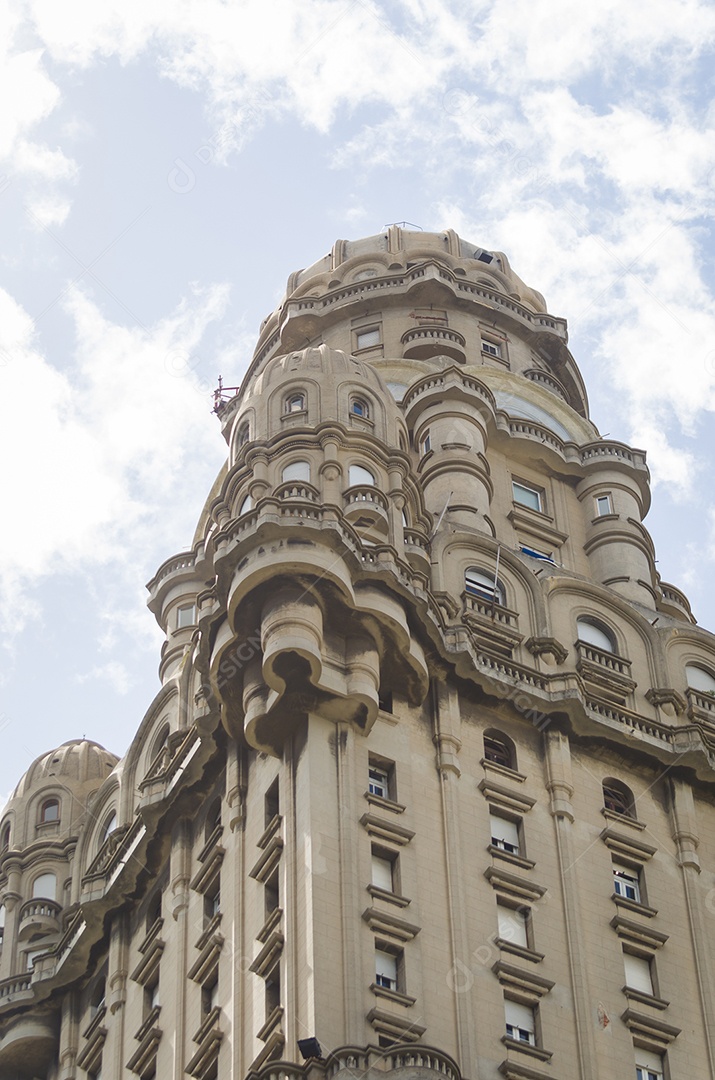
top-left (2, 229), bottom-right (715, 1080)
top-left (0, 740), bottom-right (117, 1076)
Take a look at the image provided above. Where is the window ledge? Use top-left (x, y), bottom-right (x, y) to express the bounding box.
top-left (365, 792), bottom-right (406, 814)
top-left (280, 409), bottom-right (308, 423)
top-left (495, 938), bottom-right (545, 964)
top-left (366, 884), bottom-right (411, 908)
top-left (612, 894), bottom-right (657, 919)
top-left (601, 808), bottom-right (646, 831)
top-left (370, 983), bottom-right (416, 1008)
top-left (500, 1036), bottom-right (552, 1062)
top-left (488, 845), bottom-right (536, 871)
top-left (481, 759), bottom-right (528, 784)
top-left (622, 986), bottom-right (670, 1010)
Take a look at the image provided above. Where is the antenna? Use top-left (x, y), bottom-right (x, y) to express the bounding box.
top-left (430, 492), bottom-right (453, 539)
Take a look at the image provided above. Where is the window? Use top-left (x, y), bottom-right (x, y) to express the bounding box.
top-left (0, 905), bottom-right (5, 945)
top-left (368, 765), bottom-right (390, 799)
top-left (685, 664), bottom-right (715, 693)
top-left (238, 494), bottom-right (253, 515)
top-left (465, 568), bottom-right (505, 605)
top-left (483, 731), bottom-right (515, 770)
top-left (512, 481), bottom-right (542, 512)
top-left (595, 494), bottom-right (612, 516)
top-left (265, 964), bottom-right (281, 1016)
top-left (375, 947), bottom-right (399, 991)
top-left (504, 999), bottom-right (535, 1046)
top-left (90, 978), bottom-right (106, 1017)
top-left (420, 430), bottom-right (431, 455)
top-left (202, 970), bottom-right (219, 1017)
top-left (100, 812), bottom-right (117, 847)
top-left (371, 848), bottom-right (396, 893)
top-left (603, 779), bottom-right (635, 818)
top-left (282, 460), bottom-right (310, 483)
top-left (176, 604), bottom-right (195, 629)
top-left (624, 952), bottom-right (654, 995)
top-left (265, 779), bottom-right (279, 826)
top-left (613, 861), bottom-right (641, 903)
top-left (144, 977), bottom-right (160, 1018)
top-left (481, 339), bottom-right (502, 358)
top-left (40, 798), bottom-right (59, 823)
top-left (237, 422), bottom-right (249, 446)
top-left (286, 393), bottom-right (305, 413)
top-left (348, 464), bottom-right (375, 487)
top-left (490, 814), bottom-right (521, 856)
top-left (32, 872), bottom-right (57, 900)
top-left (1, 824), bottom-right (10, 851)
top-left (351, 398), bottom-right (369, 418)
top-left (204, 881), bottom-right (221, 925)
top-left (265, 869), bottom-right (279, 917)
top-left (205, 798), bottom-right (221, 840)
top-left (577, 617), bottom-right (616, 653)
top-left (636, 1049), bottom-right (664, 1080)
top-left (356, 328), bottom-right (381, 350)
top-left (497, 903), bottom-right (529, 948)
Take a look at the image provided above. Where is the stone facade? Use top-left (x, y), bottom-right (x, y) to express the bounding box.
top-left (1, 227), bottom-right (715, 1080)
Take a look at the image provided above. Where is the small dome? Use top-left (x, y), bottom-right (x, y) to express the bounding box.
top-left (8, 739), bottom-right (118, 801)
top-left (255, 344), bottom-right (391, 396)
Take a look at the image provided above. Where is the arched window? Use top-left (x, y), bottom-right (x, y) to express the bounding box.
top-left (348, 464), bottom-right (375, 487)
top-left (40, 798), bottom-right (60, 824)
top-left (238, 493), bottom-right (253, 515)
top-left (576, 617), bottom-right (616, 654)
top-left (351, 397), bottom-right (369, 418)
top-left (100, 812), bottom-right (117, 848)
top-left (150, 723), bottom-right (170, 764)
top-left (285, 393), bottom-right (305, 414)
top-left (0, 824), bottom-right (10, 851)
top-left (603, 779), bottom-right (635, 819)
top-left (32, 872), bottom-right (57, 900)
top-left (685, 664), bottom-right (715, 694)
top-left (237, 422), bottom-right (250, 447)
top-left (483, 730), bottom-right (516, 771)
top-left (465, 568), bottom-right (505, 606)
top-left (282, 461), bottom-right (310, 483)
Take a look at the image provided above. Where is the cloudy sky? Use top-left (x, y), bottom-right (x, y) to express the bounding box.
top-left (1, 0), bottom-right (714, 798)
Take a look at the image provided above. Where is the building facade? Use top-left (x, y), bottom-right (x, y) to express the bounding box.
top-left (2, 227), bottom-right (715, 1080)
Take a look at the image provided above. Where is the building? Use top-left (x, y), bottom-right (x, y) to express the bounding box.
top-left (2, 227), bottom-right (715, 1080)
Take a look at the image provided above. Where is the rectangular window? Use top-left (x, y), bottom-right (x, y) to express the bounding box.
top-left (504, 999), bottom-right (535, 1045)
top-left (624, 952), bottom-right (653, 995)
top-left (512, 481), bottom-right (542, 512)
top-left (490, 813), bottom-right (521, 856)
top-left (265, 779), bottom-right (279, 826)
top-left (595, 494), bottom-right (613, 516)
top-left (481, 339), bottom-right (502, 358)
top-left (368, 758), bottom-right (395, 801)
top-left (265, 965), bottom-right (280, 1017)
top-left (177, 604), bottom-right (196, 628)
top-left (635, 1048), bottom-right (663, 1080)
top-left (613, 861), bottom-right (641, 903)
top-left (356, 328), bottom-right (381, 350)
top-left (371, 849), bottom-right (395, 893)
top-left (421, 430), bottom-right (431, 455)
top-left (497, 903), bottom-right (529, 948)
top-left (375, 948), bottom-right (398, 991)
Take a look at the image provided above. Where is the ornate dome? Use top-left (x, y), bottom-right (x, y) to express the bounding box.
top-left (8, 739), bottom-right (118, 801)
top-left (254, 344), bottom-right (392, 395)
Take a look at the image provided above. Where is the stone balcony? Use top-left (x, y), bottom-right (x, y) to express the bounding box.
top-left (18, 898), bottom-right (62, 941)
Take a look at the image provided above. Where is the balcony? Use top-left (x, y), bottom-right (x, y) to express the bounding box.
top-left (343, 486), bottom-right (389, 533)
top-left (401, 326), bottom-right (466, 362)
top-left (18, 898), bottom-right (62, 941)
top-left (576, 640), bottom-right (636, 704)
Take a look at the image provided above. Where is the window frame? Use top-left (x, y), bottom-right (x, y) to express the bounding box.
top-left (350, 397), bottom-right (370, 419)
top-left (483, 731), bottom-right (516, 771)
top-left (481, 338), bottom-right (502, 359)
top-left (465, 568), bottom-right (505, 606)
top-left (512, 480), bottom-right (543, 513)
top-left (176, 603), bottom-right (196, 629)
top-left (39, 798), bottom-right (60, 824)
top-left (577, 616), bottom-right (617, 654)
top-left (285, 392), bottom-right (306, 414)
top-left (281, 460), bottom-right (311, 484)
top-left (355, 327), bottom-right (381, 351)
top-left (504, 998), bottom-right (536, 1047)
top-left (374, 944), bottom-right (403, 993)
top-left (595, 493), bottom-right (613, 516)
top-left (489, 812), bottom-right (522, 858)
top-left (612, 860), bottom-right (642, 904)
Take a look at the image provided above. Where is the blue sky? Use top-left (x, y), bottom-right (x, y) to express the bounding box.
top-left (1, 0), bottom-right (715, 800)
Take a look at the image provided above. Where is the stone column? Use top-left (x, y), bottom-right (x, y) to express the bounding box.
top-left (169, 818), bottom-right (192, 1079)
top-left (543, 727), bottom-right (598, 1080)
top-left (669, 776), bottom-right (715, 1074)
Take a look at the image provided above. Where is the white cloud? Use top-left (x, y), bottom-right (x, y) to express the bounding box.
top-left (75, 660), bottom-right (132, 696)
top-left (0, 282), bottom-right (228, 632)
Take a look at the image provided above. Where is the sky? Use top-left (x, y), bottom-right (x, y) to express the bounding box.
top-left (1, 0), bottom-right (715, 800)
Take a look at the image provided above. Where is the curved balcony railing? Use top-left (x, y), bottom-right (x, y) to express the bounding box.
top-left (0, 973), bottom-right (32, 1002)
top-left (524, 367), bottom-right (568, 401)
top-left (343, 486), bottom-right (389, 513)
top-left (401, 326), bottom-right (466, 361)
top-left (274, 481), bottom-right (320, 503)
top-left (18, 897), bottom-right (62, 941)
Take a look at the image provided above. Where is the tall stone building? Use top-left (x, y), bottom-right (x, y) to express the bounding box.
top-left (2, 228), bottom-right (715, 1080)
